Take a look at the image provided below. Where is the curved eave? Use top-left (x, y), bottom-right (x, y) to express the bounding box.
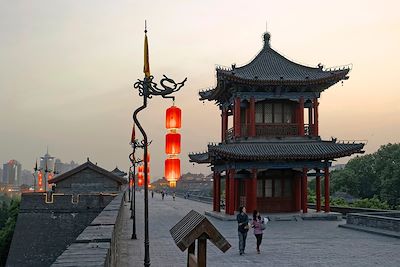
top-left (216, 68), bottom-right (349, 87)
top-left (199, 89), bottom-right (216, 101)
top-left (188, 152), bottom-right (211, 164)
top-left (208, 141), bottom-right (364, 161)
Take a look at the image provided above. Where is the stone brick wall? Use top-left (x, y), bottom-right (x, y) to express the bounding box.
top-left (347, 212), bottom-right (400, 232)
top-left (51, 191), bottom-right (126, 266)
top-left (6, 192), bottom-right (115, 267)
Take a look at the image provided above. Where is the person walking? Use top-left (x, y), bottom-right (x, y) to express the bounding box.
top-left (236, 206), bottom-right (249, 255)
top-left (173, 192), bottom-right (176, 201)
top-left (251, 210), bottom-right (265, 254)
top-left (151, 191), bottom-right (154, 198)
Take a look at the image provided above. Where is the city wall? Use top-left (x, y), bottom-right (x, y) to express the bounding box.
top-left (51, 191), bottom-right (126, 266)
top-left (6, 192), bottom-right (116, 267)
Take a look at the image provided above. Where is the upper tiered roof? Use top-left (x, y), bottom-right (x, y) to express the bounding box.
top-left (200, 32), bottom-right (351, 103)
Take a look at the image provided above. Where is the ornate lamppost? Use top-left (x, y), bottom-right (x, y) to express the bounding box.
top-left (33, 160), bottom-right (58, 192)
top-left (132, 24), bottom-right (186, 267)
top-left (129, 140), bottom-right (144, 240)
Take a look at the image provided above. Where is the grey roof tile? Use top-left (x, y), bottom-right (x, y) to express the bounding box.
top-left (189, 140), bottom-right (364, 162)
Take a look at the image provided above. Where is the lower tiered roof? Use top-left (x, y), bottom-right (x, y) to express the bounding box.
top-left (189, 138), bottom-right (365, 163)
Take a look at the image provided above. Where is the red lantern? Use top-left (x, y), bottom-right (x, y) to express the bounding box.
top-left (165, 132), bottom-right (181, 155)
top-left (164, 158), bottom-right (180, 187)
top-left (138, 165), bottom-right (144, 180)
top-left (138, 165), bottom-right (144, 173)
top-left (138, 178), bottom-right (144, 187)
top-left (166, 106), bottom-right (181, 129)
top-left (38, 172), bottom-right (43, 190)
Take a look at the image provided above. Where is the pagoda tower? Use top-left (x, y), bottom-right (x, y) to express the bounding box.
top-left (189, 31), bottom-right (364, 214)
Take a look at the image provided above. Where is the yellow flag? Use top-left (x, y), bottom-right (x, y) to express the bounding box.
top-left (143, 33), bottom-right (150, 78)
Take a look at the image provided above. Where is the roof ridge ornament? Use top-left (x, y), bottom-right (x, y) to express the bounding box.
top-left (263, 31), bottom-right (271, 47)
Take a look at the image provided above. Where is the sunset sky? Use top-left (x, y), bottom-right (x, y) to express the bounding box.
top-left (1, 0), bottom-right (399, 179)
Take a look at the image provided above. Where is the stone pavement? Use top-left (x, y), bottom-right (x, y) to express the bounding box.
top-left (118, 192), bottom-right (400, 267)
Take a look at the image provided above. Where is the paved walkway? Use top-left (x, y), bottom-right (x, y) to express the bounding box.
top-left (119, 192), bottom-right (400, 267)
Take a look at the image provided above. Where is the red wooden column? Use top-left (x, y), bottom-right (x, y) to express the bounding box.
top-left (302, 168), bottom-right (308, 213)
top-left (313, 98), bottom-right (319, 136)
top-left (246, 169), bottom-right (257, 213)
top-left (249, 97), bottom-right (256, 137)
top-left (234, 178), bottom-right (239, 212)
top-left (308, 106), bottom-right (313, 134)
top-left (324, 166), bottom-right (330, 213)
top-left (298, 97), bottom-right (305, 136)
top-left (215, 172), bottom-right (221, 212)
top-left (316, 169), bottom-right (321, 212)
top-left (228, 169), bottom-right (236, 215)
top-left (213, 172), bottom-right (221, 212)
top-left (213, 174), bottom-right (217, 211)
top-left (294, 174), bottom-right (301, 211)
top-left (234, 97), bottom-right (241, 138)
top-left (221, 109), bottom-right (228, 142)
top-left (225, 170), bottom-right (230, 214)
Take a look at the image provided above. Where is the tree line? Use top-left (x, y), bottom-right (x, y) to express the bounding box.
top-left (0, 196), bottom-right (20, 266)
top-left (309, 143), bottom-right (400, 210)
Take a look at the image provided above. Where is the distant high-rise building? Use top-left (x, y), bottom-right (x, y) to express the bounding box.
top-left (40, 149), bottom-right (55, 174)
top-left (35, 149), bottom-right (55, 191)
top-left (2, 160), bottom-right (22, 185)
top-left (54, 159), bottom-right (79, 175)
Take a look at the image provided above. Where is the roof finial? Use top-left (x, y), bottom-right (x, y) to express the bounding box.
top-left (144, 20), bottom-right (147, 34)
top-left (263, 20), bottom-right (271, 47)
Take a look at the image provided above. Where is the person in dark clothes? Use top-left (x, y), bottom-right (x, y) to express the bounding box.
top-left (251, 210), bottom-right (265, 254)
top-left (236, 206), bottom-right (249, 255)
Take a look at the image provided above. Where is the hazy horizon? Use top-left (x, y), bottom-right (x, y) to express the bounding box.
top-left (1, 0), bottom-right (399, 179)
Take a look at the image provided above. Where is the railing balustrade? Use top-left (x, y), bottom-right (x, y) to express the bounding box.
top-left (225, 123), bottom-right (317, 140)
top-left (255, 123), bottom-right (298, 137)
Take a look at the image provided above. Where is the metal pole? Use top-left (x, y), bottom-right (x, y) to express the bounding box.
top-left (131, 163), bottom-right (137, 239)
top-left (133, 81), bottom-right (150, 266)
top-left (130, 169), bottom-right (133, 211)
top-left (32, 173), bottom-right (36, 192)
top-left (128, 171), bottom-right (131, 202)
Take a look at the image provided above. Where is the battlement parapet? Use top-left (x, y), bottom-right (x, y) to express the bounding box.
top-left (20, 192), bottom-right (117, 212)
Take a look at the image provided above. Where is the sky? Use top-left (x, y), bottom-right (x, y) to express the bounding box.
top-left (1, 0), bottom-right (400, 179)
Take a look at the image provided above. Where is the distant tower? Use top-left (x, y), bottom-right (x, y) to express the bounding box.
top-left (2, 160), bottom-right (21, 185)
top-left (39, 148), bottom-right (55, 191)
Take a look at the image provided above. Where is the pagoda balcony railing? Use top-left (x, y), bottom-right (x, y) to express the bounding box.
top-left (226, 127), bottom-right (234, 140)
top-left (226, 123), bottom-right (314, 140)
top-left (304, 124), bottom-right (314, 136)
top-left (254, 123), bottom-right (298, 137)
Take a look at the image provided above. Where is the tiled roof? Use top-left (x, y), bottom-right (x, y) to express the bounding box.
top-left (199, 32), bottom-right (350, 102)
top-left (217, 32), bottom-right (350, 84)
top-left (49, 160), bottom-right (127, 185)
top-left (189, 139), bottom-right (364, 162)
top-left (188, 152), bottom-right (210, 163)
top-left (111, 167), bottom-right (127, 177)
